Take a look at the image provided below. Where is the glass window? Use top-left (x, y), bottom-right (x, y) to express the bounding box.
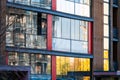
top-left (104, 0), bottom-right (109, 2)
top-left (104, 50), bottom-right (108, 59)
top-left (104, 15), bottom-right (109, 24)
top-left (104, 59), bottom-right (109, 71)
top-left (104, 24), bottom-right (109, 37)
top-left (8, 0), bottom-right (51, 9)
top-left (71, 41), bottom-right (88, 53)
top-left (8, 52), bottom-right (51, 75)
top-left (6, 8), bottom-right (47, 49)
top-left (74, 20), bottom-right (80, 40)
top-left (61, 18), bottom-right (70, 39)
top-left (7, 0), bottom-right (13, 2)
top-left (57, 0), bottom-right (91, 17)
top-left (80, 21), bottom-right (88, 41)
top-left (104, 3), bottom-right (109, 15)
top-left (56, 56), bottom-right (90, 80)
top-left (71, 19), bottom-right (75, 40)
top-left (15, 0), bottom-right (29, 5)
top-left (52, 38), bottom-right (70, 52)
top-left (53, 16), bottom-right (62, 38)
top-left (104, 38), bottom-right (109, 49)
top-left (52, 16), bottom-right (89, 53)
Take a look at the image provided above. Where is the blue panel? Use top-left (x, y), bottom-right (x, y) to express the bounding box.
top-left (6, 46), bottom-right (93, 58)
top-left (7, 2), bottom-right (94, 22)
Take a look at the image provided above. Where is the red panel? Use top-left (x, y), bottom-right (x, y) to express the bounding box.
top-left (52, 0), bottom-right (56, 10)
top-left (51, 56), bottom-right (56, 80)
top-left (47, 14), bottom-right (56, 80)
top-left (47, 15), bottom-right (52, 50)
top-left (88, 22), bottom-right (93, 54)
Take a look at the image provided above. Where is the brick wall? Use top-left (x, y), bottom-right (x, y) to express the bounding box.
top-left (92, 0), bottom-right (104, 71)
top-left (0, 0), bottom-right (6, 65)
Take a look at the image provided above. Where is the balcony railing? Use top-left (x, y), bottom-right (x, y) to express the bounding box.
top-left (113, 27), bottom-right (118, 41)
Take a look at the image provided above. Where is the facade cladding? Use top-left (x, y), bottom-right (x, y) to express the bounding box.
top-left (0, 0), bottom-right (120, 80)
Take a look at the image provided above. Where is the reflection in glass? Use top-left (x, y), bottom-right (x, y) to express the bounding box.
top-left (52, 38), bottom-right (70, 52)
top-left (57, 56), bottom-right (90, 79)
top-left (104, 59), bottom-right (109, 71)
top-left (104, 3), bottom-right (109, 15)
top-left (57, 0), bottom-right (90, 17)
top-left (8, 52), bottom-right (51, 75)
top-left (62, 18), bottom-right (70, 39)
top-left (52, 16), bottom-right (88, 53)
top-left (104, 38), bottom-right (109, 49)
top-left (104, 24), bottom-right (109, 37)
top-left (6, 8), bottom-right (47, 49)
top-left (7, 0), bottom-right (51, 9)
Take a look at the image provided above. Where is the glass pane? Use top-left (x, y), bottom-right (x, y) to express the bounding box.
top-left (75, 3), bottom-right (90, 17)
top-left (31, 0), bottom-right (40, 7)
top-left (71, 19), bottom-right (75, 39)
top-left (104, 0), bottom-right (109, 2)
top-left (104, 50), bottom-right (108, 59)
top-left (71, 40), bottom-right (88, 53)
top-left (15, 0), bottom-right (29, 5)
top-left (56, 56), bottom-right (90, 80)
top-left (104, 38), bottom-right (109, 49)
top-left (7, 0), bottom-right (13, 2)
top-left (74, 20), bottom-right (80, 40)
top-left (61, 18), bottom-right (70, 39)
top-left (104, 24), bottom-right (109, 37)
top-left (52, 38), bottom-right (70, 52)
top-left (104, 15), bottom-right (109, 24)
top-left (104, 3), bottom-right (109, 15)
top-left (53, 16), bottom-right (62, 38)
top-left (104, 59), bottom-right (109, 71)
top-left (57, 0), bottom-right (74, 14)
top-left (80, 21), bottom-right (88, 41)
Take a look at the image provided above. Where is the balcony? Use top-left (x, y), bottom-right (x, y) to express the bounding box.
top-left (113, 27), bottom-right (118, 41)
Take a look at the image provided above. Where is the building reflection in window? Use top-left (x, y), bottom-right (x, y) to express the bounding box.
top-left (7, 0), bottom-right (52, 9)
top-left (52, 16), bottom-right (88, 53)
top-left (8, 52), bottom-right (51, 75)
top-left (56, 56), bottom-right (90, 80)
top-left (6, 8), bottom-right (47, 49)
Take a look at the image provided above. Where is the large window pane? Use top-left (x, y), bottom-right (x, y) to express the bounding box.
top-left (104, 3), bottom-right (109, 15)
top-left (56, 0), bottom-right (90, 17)
top-left (8, 52), bottom-right (51, 75)
top-left (56, 56), bottom-right (90, 80)
top-left (104, 38), bottom-right (109, 49)
top-left (53, 16), bottom-right (62, 38)
top-left (80, 21), bottom-right (88, 41)
top-left (104, 24), bottom-right (109, 37)
top-left (52, 16), bottom-right (89, 54)
top-left (74, 20), bottom-right (80, 40)
top-left (62, 18), bottom-right (70, 39)
top-left (71, 40), bottom-right (88, 53)
top-left (6, 8), bottom-right (47, 49)
top-left (52, 38), bottom-right (70, 52)
top-left (104, 15), bottom-right (109, 24)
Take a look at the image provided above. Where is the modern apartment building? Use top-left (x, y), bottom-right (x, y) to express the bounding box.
top-left (0, 0), bottom-right (120, 80)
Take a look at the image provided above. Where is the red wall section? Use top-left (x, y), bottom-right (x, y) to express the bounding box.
top-left (52, 0), bottom-right (56, 10)
top-left (88, 22), bottom-right (93, 54)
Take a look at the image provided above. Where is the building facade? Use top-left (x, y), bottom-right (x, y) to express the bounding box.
top-left (0, 0), bottom-right (120, 80)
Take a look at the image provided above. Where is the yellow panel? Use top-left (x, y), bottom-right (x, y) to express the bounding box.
top-left (104, 59), bottom-right (109, 71)
top-left (104, 50), bottom-right (108, 59)
top-left (83, 76), bottom-right (90, 80)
